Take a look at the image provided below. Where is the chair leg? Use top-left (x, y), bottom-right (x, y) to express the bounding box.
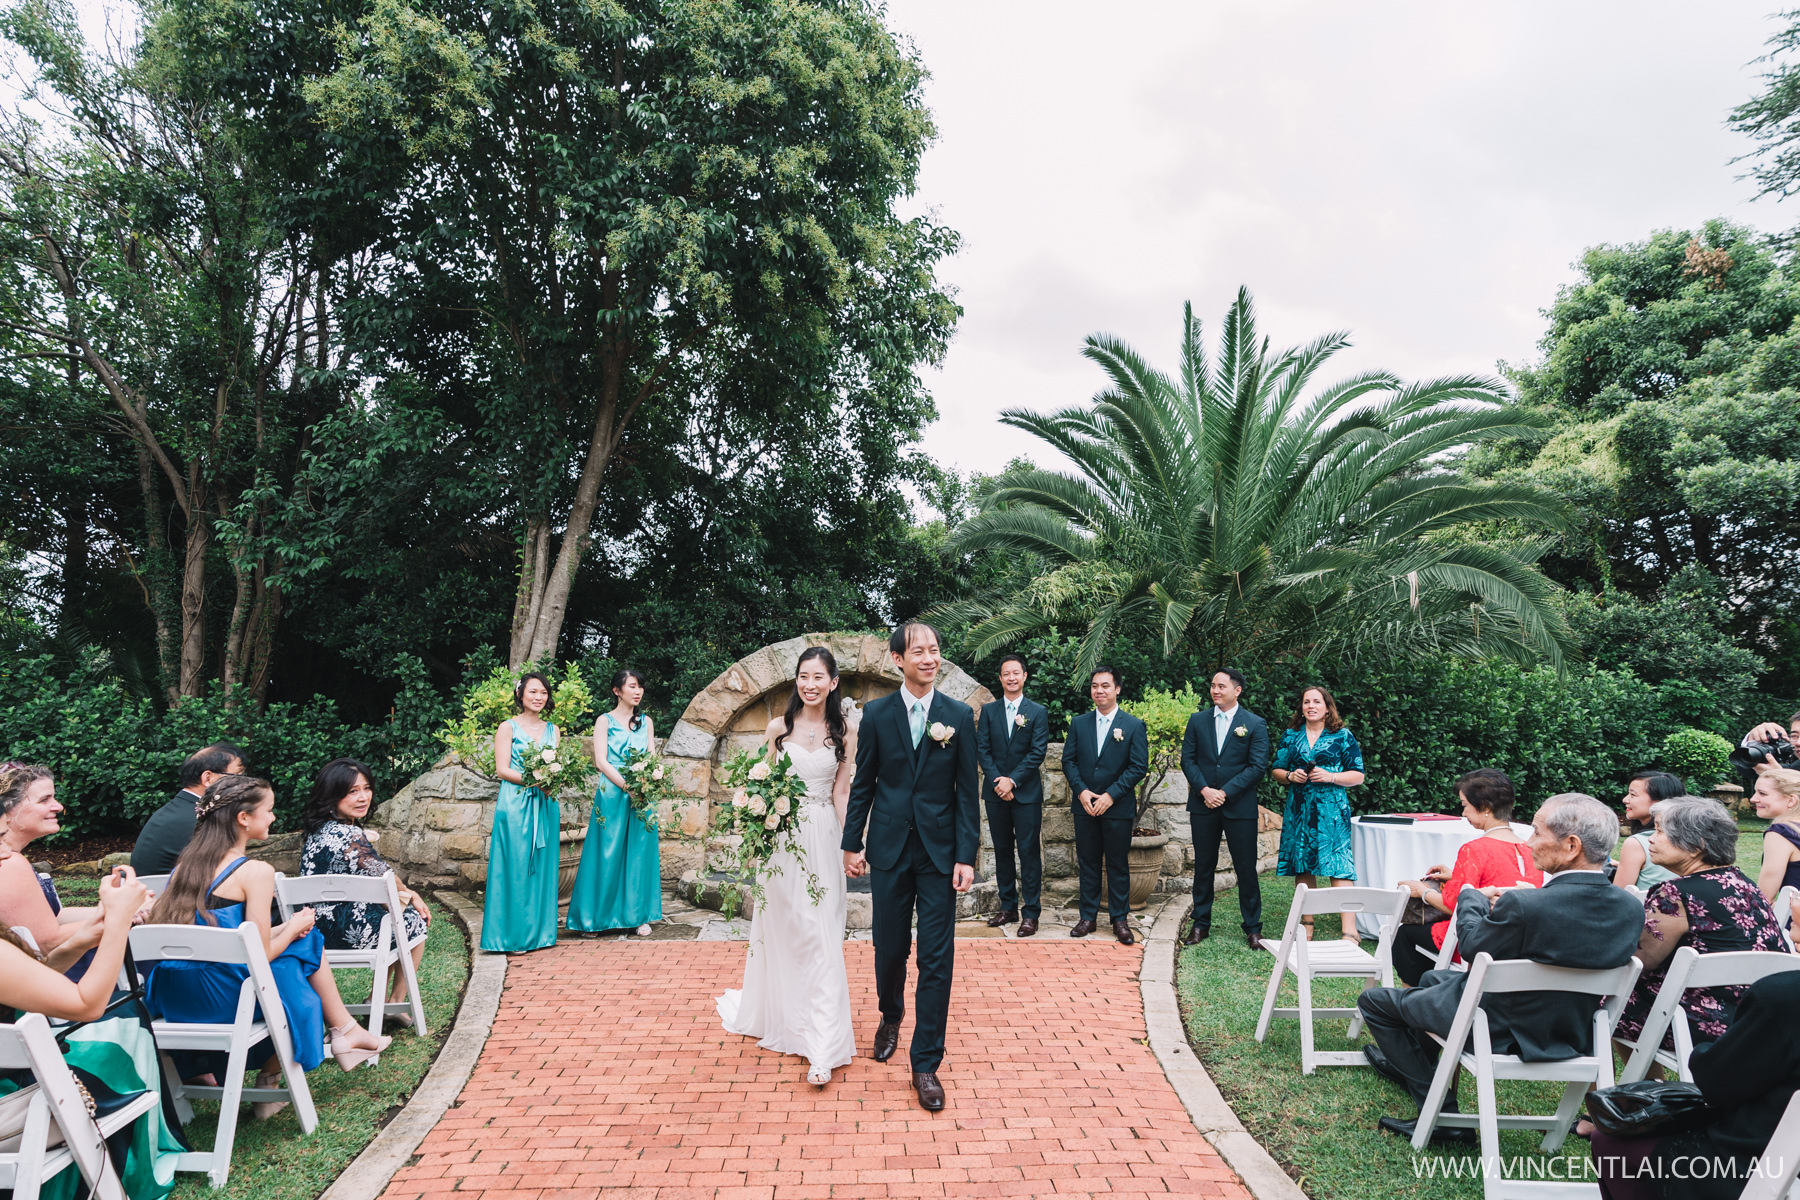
top-left (1254, 944), bottom-right (1287, 1044)
top-left (1542, 1080), bottom-right (1588, 1152)
top-left (14, 1100), bottom-right (50, 1200)
top-left (1346, 978), bottom-right (1368, 1041)
top-left (1473, 1020), bottom-right (1504, 1200)
top-left (1411, 1046), bottom-right (1461, 1151)
top-left (210, 1033), bottom-right (253, 1186)
top-left (159, 1051), bottom-right (194, 1124)
top-left (400, 937), bottom-right (429, 1036)
top-left (1297, 968), bottom-right (1316, 1075)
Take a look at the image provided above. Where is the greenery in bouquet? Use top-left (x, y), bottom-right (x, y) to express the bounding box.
top-left (618, 747), bottom-right (679, 833)
top-left (710, 746), bottom-right (823, 919)
top-left (438, 661), bottom-right (597, 791)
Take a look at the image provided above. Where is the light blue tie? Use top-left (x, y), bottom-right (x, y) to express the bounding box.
top-left (910, 700), bottom-right (926, 748)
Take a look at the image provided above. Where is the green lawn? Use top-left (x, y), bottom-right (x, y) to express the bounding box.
top-left (1174, 820), bottom-right (1771, 1200)
top-left (56, 879), bottom-right (470, 1200)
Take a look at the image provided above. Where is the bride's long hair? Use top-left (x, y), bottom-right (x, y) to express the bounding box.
top-left (775, 646), bottom-right (848, 762)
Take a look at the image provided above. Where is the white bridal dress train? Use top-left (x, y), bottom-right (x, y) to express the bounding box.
top-left (716, 742), bottom-right (856, 1080)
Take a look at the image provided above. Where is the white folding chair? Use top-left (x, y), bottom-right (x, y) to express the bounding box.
top-left (1741, 1088), bottom-right (1800, 1200)
top-left (274, 872), bottom-right (428, 1036)
top-left (135, 875), bottom-right (170, 901)
top-left (1619, 948), bottom-right (1800, 1083)
top-left (0, 1011), bottom-right (160, 1200)
top-left (1412, 952), bottom-right (1643, 1199)
top-left (1777, 885), bottom-right (1799, 954)
top-left (1254, 884), bottom-right (1410, 1073)
top-left (130, 923), bottom-right (317, 1186)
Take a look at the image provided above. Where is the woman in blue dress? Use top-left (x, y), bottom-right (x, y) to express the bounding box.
top-left (566, 668), bottom-right (661, 936)
top-left (1271, 685), bottom-right (1365, 941)
top-left (481, 672), bottom-right (562, 953)
top-left (145, 775), bottom-right (390, 1120)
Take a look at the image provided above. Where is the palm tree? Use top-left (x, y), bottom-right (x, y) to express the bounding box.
top-left (942, 287), bottom-right (1571, 677)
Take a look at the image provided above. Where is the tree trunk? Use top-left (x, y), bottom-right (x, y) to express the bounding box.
top-left (521, 382), bottom-right (620, 665)
top-left (138, 444), bottom-right (181, 705)
top-left (508, 517), bottom-right (552, 669)
top-left (177, 484), bottom-right (210, 698)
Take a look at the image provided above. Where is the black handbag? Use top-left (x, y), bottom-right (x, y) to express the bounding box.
top-left (1586, 1081), bottom-right (1712, 1139)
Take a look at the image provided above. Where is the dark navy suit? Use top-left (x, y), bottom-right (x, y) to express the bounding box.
top-left (975, 695), bottom-right (1050, 920)
top-left (1061, 708), bottom-right (1149, 923)
top-left (1180, 705), bottom-right (1271, 933)
top-left (842, 686), bottom-right (980, 1072)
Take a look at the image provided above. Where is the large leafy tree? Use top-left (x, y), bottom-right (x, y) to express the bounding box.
top-left (942, 288), bottom-right (1572, 678)
top-left (302, 0), bottom-right (959, 668)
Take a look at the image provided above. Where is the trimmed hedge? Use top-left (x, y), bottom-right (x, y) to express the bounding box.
top-left (0, 654), bottom-right (447, 840)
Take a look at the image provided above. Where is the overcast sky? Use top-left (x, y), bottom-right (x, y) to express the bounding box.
top-left (885, 1), bottom-right (1792, 477)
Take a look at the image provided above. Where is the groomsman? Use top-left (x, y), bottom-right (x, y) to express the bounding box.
top-left (1180, 668), bottom-right (1271, 949)
top-left (1062, 665), bottom-right (1149, 945)
top-left (975, 655), bottom-right (1051, 936)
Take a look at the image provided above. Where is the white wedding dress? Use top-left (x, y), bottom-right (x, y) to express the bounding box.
top-left (716, 741), bottom-right (856, 1078)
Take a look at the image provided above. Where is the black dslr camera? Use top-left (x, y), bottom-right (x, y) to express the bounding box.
top-left (1730, 736), bottom-right (1800, 778)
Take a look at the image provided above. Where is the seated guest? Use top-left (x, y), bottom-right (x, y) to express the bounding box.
top-left (146, 775), bottom-right (390, 1120)
top-left (1614, 797), bottom-right (1786, 1051)
top-left (0, 763), bottom-right (109, 976)
top-left (131, 742), bottom-right (244, 875)
top-left (1391, 768), bottom-right (1541, 986)
top-left (300, 758), bottom-right (430, 1028)
top-left (1751, 767), bottom-right (1800, 907)
top-left (1358, 792), bottom-right (1644, 1145)
top-left (1594, 970), bottom-right (1800, 1200)
top-left (1613, 770), bottom-right (1685, 891)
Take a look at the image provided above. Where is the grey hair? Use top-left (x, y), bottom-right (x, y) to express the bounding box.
top-left (1649, 797), bottom-right (1739, 867)
top-left (1537, 792), bottom-right (1621, 866)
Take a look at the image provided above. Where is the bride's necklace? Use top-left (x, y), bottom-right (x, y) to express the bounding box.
top-left (795, 715), bottom-right (825, 746)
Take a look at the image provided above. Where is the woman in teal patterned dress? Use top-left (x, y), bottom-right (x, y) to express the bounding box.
top-left (1272, 686), bottom-right (1365, 940)
top-left (566, 669), bottom-right (662, 936)
top-left (481, 673), bottom-right (562, 953)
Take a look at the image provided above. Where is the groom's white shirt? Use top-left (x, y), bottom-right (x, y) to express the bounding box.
top-left (1094, 705), bottom-right (1118, 746)
top-left (901, 683), bottom-right (936, 715)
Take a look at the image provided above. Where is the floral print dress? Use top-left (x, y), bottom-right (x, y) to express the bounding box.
top-left (1273, 725), bottom-right (1363, 879)
top-left (301, 819), bottom-right (429, 950)
top-left (1616, 865), bottom-right (1787, 1045)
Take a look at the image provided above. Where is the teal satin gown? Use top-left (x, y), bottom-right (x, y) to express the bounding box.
top-left (481, 722), bottom-right (562, 952)
top-left (565, 715), bottom-right (663, 931)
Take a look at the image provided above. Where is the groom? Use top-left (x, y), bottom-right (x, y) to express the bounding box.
top-left (843, 621), bottom-right (979, 1112)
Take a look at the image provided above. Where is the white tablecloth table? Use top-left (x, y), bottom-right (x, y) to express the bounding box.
top-left (1348, 817), bottom-right (1533, 937)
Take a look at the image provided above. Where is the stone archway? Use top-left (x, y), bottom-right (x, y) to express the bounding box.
top-left (657, 632), bottom-right (995, 856)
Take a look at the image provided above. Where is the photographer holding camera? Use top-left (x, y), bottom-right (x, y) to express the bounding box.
top-left (1735, 710), bottom-right (1800, 775)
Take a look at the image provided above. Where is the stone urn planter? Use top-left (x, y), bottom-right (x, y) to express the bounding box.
top-left (558, 827), bottom-right (588, 902)
top-left (1127, 831), bottom-right (1169, 911)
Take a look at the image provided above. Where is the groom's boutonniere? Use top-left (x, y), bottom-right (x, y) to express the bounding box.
top-left (1234, 726), bottom-right (1248, 739)
top-left (1014, 713), bottom-right (1029, 729)
top-left (928, 721), bottom-right (955, 747)
top-left (1112, 727), bottom-right (1124, 742)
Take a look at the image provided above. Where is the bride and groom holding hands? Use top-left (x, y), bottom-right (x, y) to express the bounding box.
top-left (716, 621), bottom-right (978, 1111)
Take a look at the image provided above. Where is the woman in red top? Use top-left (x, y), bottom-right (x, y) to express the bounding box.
top-left (1391, 768), bottom-right (1542, 985)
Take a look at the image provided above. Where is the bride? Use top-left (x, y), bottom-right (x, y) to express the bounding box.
top-left (716, 645), bottom-right (858, 1086)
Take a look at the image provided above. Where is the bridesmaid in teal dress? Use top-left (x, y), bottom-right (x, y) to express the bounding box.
top-left (1272, 685), bottom-right (1366, 940)
top-left (567, 668), bottom-right (662, 936)
top-left (481, 672), bottom-right (562, 952)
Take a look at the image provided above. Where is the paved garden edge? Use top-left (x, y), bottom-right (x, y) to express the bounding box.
top-left (317, 891), bottom-right (506, 1200)
top-left (1140, 893), bottom-right (1308, 1200)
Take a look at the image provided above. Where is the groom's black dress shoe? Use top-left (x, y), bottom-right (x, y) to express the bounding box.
top-left (1069, 919), bottom-right (1097, 938)
top-left (872, 1021), bottom-right (901, 1063)
top-left (1377, 1115), bottom-right (1475, 1146)
top-left (1182, 924), bottom-right (1209, 946)
top-left (912, 1071), bottom-right (946, 1111)
top-left (1362, 1045), bottom-right (1408, 1091)
top-left (1246, 929), bottom-right (1264, 951)
top-left (987, 909), bottom-right (1018, 928)
top-left (1112, 918), bottom-right (1135, 946)
top-left (1017, 917), bottom-right (1039, 937)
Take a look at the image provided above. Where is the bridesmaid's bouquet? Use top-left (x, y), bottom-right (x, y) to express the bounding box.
top-left (619, 747), bottom-right (674, 833)
top-left (524, 739), bottom-right (596, 794)
top-left (710, 747), bottom-right (823, 918)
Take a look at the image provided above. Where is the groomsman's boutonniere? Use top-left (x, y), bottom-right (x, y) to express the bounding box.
top-left (928, 721), bottom-right (956, 747)
top-left (1112, 727), bottom-right (1124, 742)
top-left (1014, 713), bottom-right (1029, 729)
top-left (1234, 726), bottom-right (1248, 738)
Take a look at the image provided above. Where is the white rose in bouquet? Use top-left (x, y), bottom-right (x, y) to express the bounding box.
top-left (532, 768), bottom-right (548, 782)
top-left (731, 789), bottom-right (748, 808)
top-left (774, 796), bottom-right (792, 816)
top-left (541, 748), bottom-right (556, 764)
top-left (748, 796), bottom-right (767, 816)
top-left (549, 761), bottom-right (562, 773)
top-left (630, 760), bottom-right (646, 773)
top-left (652, 766), bottom-right (664, 781)
top-left (748, 761), bottom-right (772, 781)
top-left (763, 814), bottom-right (780, 830)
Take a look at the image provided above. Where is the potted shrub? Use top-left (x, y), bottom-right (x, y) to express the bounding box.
top-left (1121, 686), bottom-right (1202, 909)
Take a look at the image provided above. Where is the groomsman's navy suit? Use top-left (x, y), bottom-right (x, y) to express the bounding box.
top-left (1061, 708), bottom-right (1149, 923)
top-left (1180, 704), bottom-right (1271, 934)
top-left (975, 695), bottom-right (1050, 920)
top-left (842, 685), bottom-right (980, 1073)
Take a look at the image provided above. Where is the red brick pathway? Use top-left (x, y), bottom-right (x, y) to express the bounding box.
top-left (380, 940), bottom-right (1251, 1199)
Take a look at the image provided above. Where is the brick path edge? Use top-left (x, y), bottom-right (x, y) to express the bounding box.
top-left (318, 890), bottom-right (508, 1200)
top-left (1140, 893), bottom-right (1308, 1200)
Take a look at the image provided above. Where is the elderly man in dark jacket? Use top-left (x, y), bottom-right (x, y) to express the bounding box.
top-left (1358, 792), bottom-right (1645, 1145)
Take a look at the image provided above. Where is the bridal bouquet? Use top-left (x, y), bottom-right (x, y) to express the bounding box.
top-left (711, 747), bottom-right (823, 918)
top-left (619, 747), bottom-right (674, 833)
